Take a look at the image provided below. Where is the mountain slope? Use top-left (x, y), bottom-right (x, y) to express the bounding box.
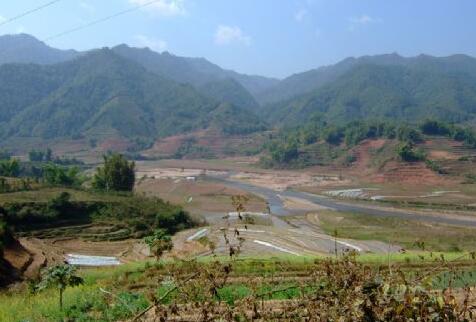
top-left (111, 44), bottom-right (278, 98)
top-left (257, 53), bottom-right (476, 105)
top-left (0, 34), bottom-right (277, 103)
top-left (198, 78), bottom-right (259, 110)
top-left (263, 63), bottom-right (476, 126)
top-left (0, 34), bottom-right (79, 65)
top-left (0, 49), bottom-right (264, 141)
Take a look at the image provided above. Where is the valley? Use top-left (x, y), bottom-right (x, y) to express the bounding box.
top-left (1, 30), bottom-right (476, 321)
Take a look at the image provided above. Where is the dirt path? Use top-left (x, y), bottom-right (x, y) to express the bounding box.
top-left (217, 177), bottom-right (476, 228)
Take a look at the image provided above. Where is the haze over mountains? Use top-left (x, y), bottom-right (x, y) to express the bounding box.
top-left (1, 33), bottom-right (476, 146)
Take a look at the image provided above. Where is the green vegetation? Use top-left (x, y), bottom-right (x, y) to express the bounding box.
top-left (144, 229), bottom-right (173, 260)
top-left (42, 164), bottom-right (83, 187)
top-left (1, 190), bottom-right (194, 239)
top-left (173, 138), bottom-right (215, 159)
top-left (29, 148), bottom-right (53, 162)
top-left (37, 264), bottom-right (84, 310)
top-left (261, 56), bottom-right (476, 125)
top-left (92, 154), bottom-right (135, 192)
top-left (2, 254), bottom-right (476, 321)
top-left (0, 48), bottom-right (266, 148)
top-left (198, 78), bottom-right (259, 111)
top-left (29, 148), bottom-right (84, 166)
top-left (396, 142), bottom-right (426, 162)
top-left (318, 210), bottom-right (476, 252)
top-left (420, 119), bottom-right (476, 147)
top-left (0, 159), bottom-right (20, 177)
top-left (262, 119), bottom-right (476, 168)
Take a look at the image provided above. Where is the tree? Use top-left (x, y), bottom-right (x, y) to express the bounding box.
top-left (396, 143), bottom-right (426, 162)
top-left (0, 150), bottom-right (11, 160)
top-left (92, 154), bottom-right (135, 192)
top-left (397, 126), bottom-right (423, 144)
top-left (45, 148), bottom-right (53, 162)
top-left (0, 159), bottom-right (20, 177)
top-left (29, 150), bottom-right (45, 162)
top-left (42, 164), bottom-right (82, 187)
top-left (144, 229), bottom-right (173, 261)
top-left (38, 264), bottom-right (83, 310)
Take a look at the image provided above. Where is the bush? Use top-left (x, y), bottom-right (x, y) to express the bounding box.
top-left (92, 154), bottom-right (135, 192)
top-left (0, 159), bottom-right (20, 177)
top-left (43, 164), bottom-right (83, 187)
top-left (324, 127), bottom-right (344, 145)
top-left (397, 126), bottom-right (423, 144)
top-left (425, 160), bottom-right (448, 174)
top-left (396, 143), bottom-right (426, 162)
top-left (93, 196), bottom-right (195, 235)
top-left (420, 119), bottom-right (451, 136)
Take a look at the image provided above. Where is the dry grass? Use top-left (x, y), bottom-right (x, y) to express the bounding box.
top-left (136, 178), bottom-right (267, 214)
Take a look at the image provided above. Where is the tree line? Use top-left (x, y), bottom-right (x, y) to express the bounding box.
top-left (262, 119), bottom-right (476, 167)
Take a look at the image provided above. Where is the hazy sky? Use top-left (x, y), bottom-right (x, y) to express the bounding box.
top-left (0, 0), bottom-right (475, 78)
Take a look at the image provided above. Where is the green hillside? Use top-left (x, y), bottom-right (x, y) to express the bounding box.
top-left (257, 53), bottom-right (476, 105)
top-left (0, 49), bottom-right (264, 143)
top-left (0, 34), bottom-right (79, 65)
top-left (198, 78), bottom-right (259, 111)
top-left (111, 44), bottom-right (278, 99)
top-left (262, 63), bottom-right (476, 126)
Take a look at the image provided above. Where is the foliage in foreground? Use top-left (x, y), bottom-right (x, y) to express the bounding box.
top-left (3, 254), bottom-right (475, 321)
top-left (37, 264), bottom-right (84, 310)
top-left (144, 228), bottom-right (173, 260)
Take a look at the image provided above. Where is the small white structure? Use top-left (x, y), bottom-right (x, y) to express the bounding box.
top-left (186, 176), bottom-right (196, 181)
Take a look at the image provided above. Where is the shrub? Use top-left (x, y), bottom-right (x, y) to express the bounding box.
top-left (42, 164), bottom-right (83, 187)
top-left (0, 159), bottom-right (20, 177)
top-left (397, 126), bottom-right (423, 144)
top-left (92, 154), bottom-right (135, 192)
top-left (396, 143), bottom-right (426, 162)
top-left (420, 119), bottom-right (451, 136)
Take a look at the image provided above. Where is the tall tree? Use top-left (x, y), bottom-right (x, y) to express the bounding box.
top-left (92, 154), bottom-right (135, 192)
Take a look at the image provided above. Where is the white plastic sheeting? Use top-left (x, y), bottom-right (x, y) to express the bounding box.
top-left (65, 254), bottom-right (121, 266)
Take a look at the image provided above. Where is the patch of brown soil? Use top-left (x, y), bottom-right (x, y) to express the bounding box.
top-left (372, 160), bottom-right (453, 185)
top-left (145, 129), bottom-right (267, 158)
top-left (136, 178), bottom-right (267, 213)
top-left (3, 237), bottom-right (149, 281)
top-left (3, 240), bottom-right (32, 274)
top-left (428, 150), bottom-right (459, 160)
top-left (99, 138), bottom-right (131, 151)
top-left (348, 139), bottom-right (387, 174)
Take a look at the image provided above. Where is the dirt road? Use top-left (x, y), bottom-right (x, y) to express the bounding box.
top-left (215, 177), bottom-right (476, 228)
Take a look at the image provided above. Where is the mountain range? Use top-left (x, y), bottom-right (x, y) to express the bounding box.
top-left (1, 33), bottom-right (476, 147)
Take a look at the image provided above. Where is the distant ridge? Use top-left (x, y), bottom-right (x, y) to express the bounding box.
top-left (0, 33), bottom-right (79, 65)
top-left (0, 48), bottom-right (266, 142)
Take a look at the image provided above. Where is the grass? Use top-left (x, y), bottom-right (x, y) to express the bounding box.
top-left (318, 210), bottom-right (476, 252)
top-left (2, 253), bottom-right (476, 322)
top-left (0, 187), bottom-right (131, 204)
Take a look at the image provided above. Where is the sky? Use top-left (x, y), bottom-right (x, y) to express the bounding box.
top-left (0, 0), bottom-right (475, 79)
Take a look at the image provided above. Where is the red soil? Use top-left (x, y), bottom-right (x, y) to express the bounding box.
top-left (372, 160), bottom-right (452, 185)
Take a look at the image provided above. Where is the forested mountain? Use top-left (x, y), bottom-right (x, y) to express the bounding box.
top-left (197, 78), bottom-right (259, 111)
top-left (0, 34), bottom-right (277, 109)
top-left (0, 49), bottom-right (265, 141)
top-left (111, 45), bottom-right (276, 105)
top-left (0, 34), bottom-right (79, 65)
top-left (257, 53), bottom-right (476, 105)
top-left (1, 33), bottom-right (476, 146)
top-left (261, 59), bottom-right (476, 126)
